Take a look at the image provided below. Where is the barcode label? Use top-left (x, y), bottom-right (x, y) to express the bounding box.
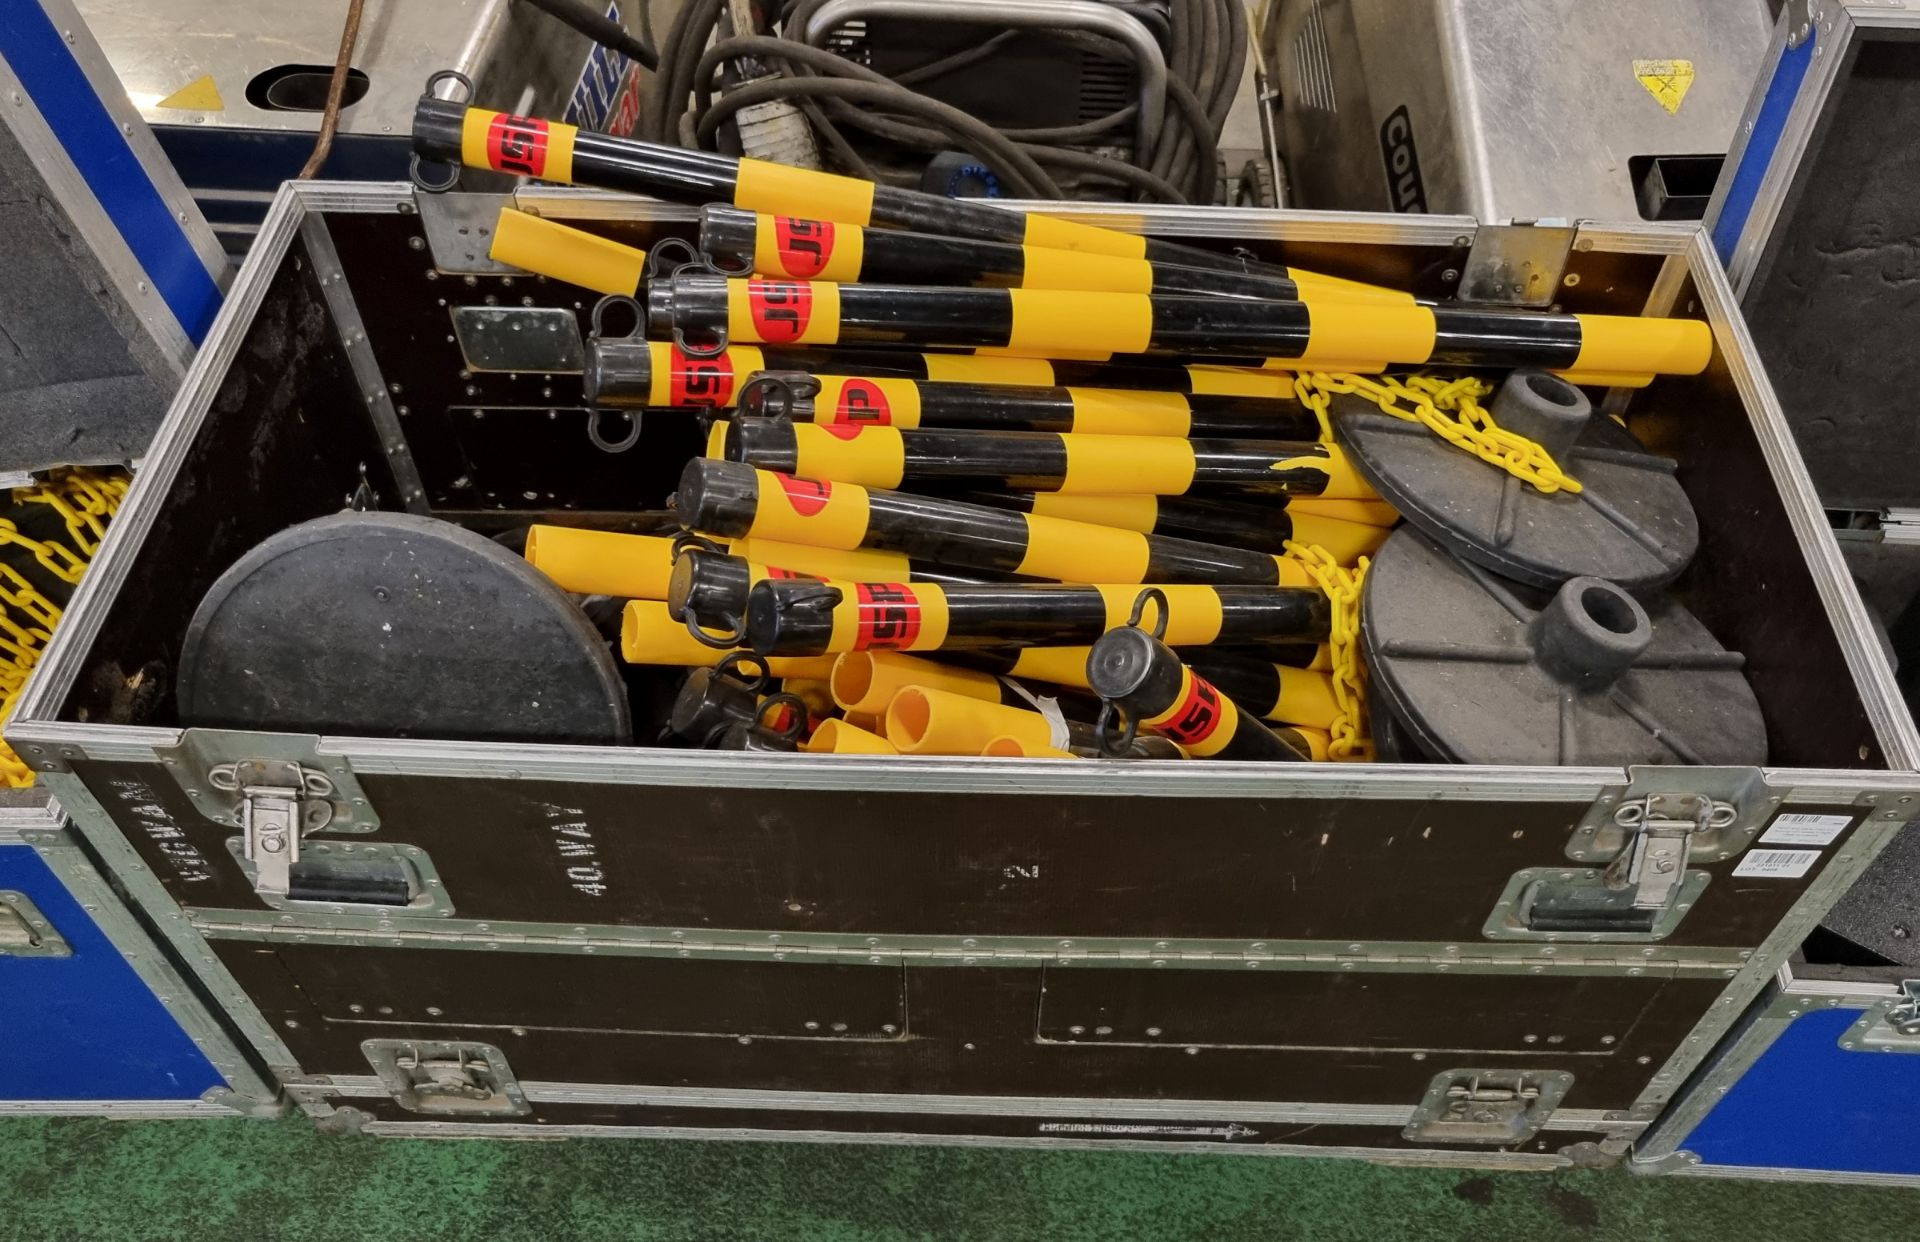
top-left (1759, 812), bottom-right (1854, 846)
top-left (1732, 848), bottom-right (1823, 879)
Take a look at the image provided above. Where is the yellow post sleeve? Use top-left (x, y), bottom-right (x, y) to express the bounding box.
top-left (888, 686), bottom-right (1059, 755)
top-left (734, 538), bottom-right (908, 580)
top-left (752, 213), bottom-right (866, 281)
top-left (734, 159), bottom-right (876, 226)
top-left (1021, 214), bottom-right (1148, 259)
top-left (1027, 494), bottom-right (1160, 533)
top-left (1551, 369), bottom-right (1654, 389)
top-left (728, 280), bottom-right (843, 346)
top-left (490, 210), bottom-right (646, 295)
top-left (619, 600), bottom-right (832, 675)
top-left (811, 376), bottom-right (925, 428)
top-left (1570, 315), bottom-right (1713, 376)
top-left (981, 735), bottom-right (1078, 758)
top-left (1015, 513), bottom-right (1151, 581)
top-left (1288, 498), bottom-right (1401, 527)
top-left (831, 650), bottom-right (1001, 716)
top-left (1018, 245), bottom-right (1156, 294)
top-left (804, 718), bottom-right (899, 755)
top-left (1276, 725), bottom-right (1332, 760)
top-left (748, 469), bottom-right (871, 548)
top-left (921, 354), bottom-right (1057, 385)
top-left (1005, 290), bottom-right (1154, 357)
top-left (1299, 303), bottom-right (1438, 367)
top-left (1062, 389), bottom-right (1193, 437)
top-left (789, 424), bottom-right (908, 488)
top-left (1057, 434), bottom-right (1199, 495)
top-left (843, 710), bottom-right (884, 734)
top-left (1004, 646), bottom-right (1096, 689)
top-left (1184, 365), bottom-right (1296, 399)
top-left (1265, 666), bottom-right (1342, 730)
top-left (824, 582), bottom-right (952, 653)
top-left (1140, 667), bottom-right (1243, 758)
top-left (1093, 584), bottom-right (1225, 646)
top-left (705, 420), bottom-right (730, 459)
top-left (1271, 556), bottom-right (1316, 588)
top-left (524, 526), bottom-right (676, 599)
top-left (460, 108), bottom-right (577, 182)
top-left (1285, 510), bottom-right (1392, 565)
top-left (1288, 269), bottom-right (1415, 305)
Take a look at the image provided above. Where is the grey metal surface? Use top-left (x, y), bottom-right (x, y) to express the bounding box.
top-left (1267, 0), bottom-right (1773, 222)
top-left (802, 0), bottom-right (1167, 161)
top-left (187, 905), bottom-right (1756, 974)
top-left (0, 0), bottom-right (229, 473)
top-left (75, 0), bottom-right (608, 140)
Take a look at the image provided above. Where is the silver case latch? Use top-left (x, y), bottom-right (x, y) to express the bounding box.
top-left (210, 760), bottom-right (337, 900)
top-left (1404, 1068), bottom-right (1574, 1144)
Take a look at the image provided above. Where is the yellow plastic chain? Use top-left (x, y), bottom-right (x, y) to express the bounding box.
top-left (0, 467), bottom-right (129, 788)
top-left (1283, 541), bottom-right (1373, 762)
top-left (1293, 371), bottom-right (1583, 496)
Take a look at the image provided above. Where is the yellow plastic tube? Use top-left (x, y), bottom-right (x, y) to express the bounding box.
top-left (804, 718), bottom-right (899, 755)
top-left (731, 538), bottom-right (913, 581)
top-left (525, 526), bottom-right (678, 599)
top-left (887, 686), bottom-right (1061, 756)
top-left (1287, 498), bottom-right (1400, 527)
top-left (1278, 726), bottom-right (1331, 761)
top-left (491, 209), bottom-right (648, 296)
top-left (831, 651), bottom-right (1000, 716)
top-left (981, 735), bottom-right (1078, 759)
top-left (1267, 666), bottom-right (1342, 731)
top-left (783, 678), bottom-right (837, 718)
top-left (843, 711), bottom-right (884, 735)
top-left (620, 600), bottom-right (833, 676)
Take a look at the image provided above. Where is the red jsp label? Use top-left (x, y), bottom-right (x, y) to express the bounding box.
top-left (854, 583), bottom-right (921, 650)
top-left (775, 472), bottom-right (832, 517)
top-left (668, 347), bottom-right (734, 407)
top-left (833, 378), bottom-right (892, 425)
top-left (774, 217), bottom-right (836, 278)
top-left (1157, 672), bottom-right (1227, 746)
top-left (748, 281), bottom-right (813, 343)
top-left (486, 113), bottom-right (550, 177)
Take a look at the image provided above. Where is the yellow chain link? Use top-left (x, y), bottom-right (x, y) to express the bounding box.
top-left (0, 467), bottom-right (130, 788)
top-left (1284, 541), bottom-right (1373, 762)
top-left (1294, 371), bottom-right (1583, 496)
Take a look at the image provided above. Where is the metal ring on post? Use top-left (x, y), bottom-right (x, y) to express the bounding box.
top-left (590, 294), bottom-right (646, 340)
top-left (715, 651), bottom-right (774, 694)
top-left (586, 409), bottom-right (642, 454)
top-left (1126, 586), bottom-right (1171, 640)
top-left (1094, 700), bottom-right (1138, 758)
top-left (801, 0), bottom-right (1167, 164)
top-left (684, 607), bottom-right (749, 650)
top-left (410, 71), bottom-right (475, 192)
top-left (645, 237), bottom-right (710, 281)
top-left (674, 323), bottom-right (730, 359)
top-left (757, 692), bottom-right (812, 741)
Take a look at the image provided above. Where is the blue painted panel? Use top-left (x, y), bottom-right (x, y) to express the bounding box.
top-left (0, 3), bottom-right (222, 342)
top-left (0, 845), bottom-right (224, 1101)
top-left (1685, 1006), bottom-right (1920, 1174)
top-left (1712, 29), bottom-right (1817, 266)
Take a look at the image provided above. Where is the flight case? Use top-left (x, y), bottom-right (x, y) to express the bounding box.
top-left (8, 180), bottom-right (1916, 1164)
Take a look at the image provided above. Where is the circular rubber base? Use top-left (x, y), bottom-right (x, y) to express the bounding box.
top-left (1361, 526), bottom-right (1766, 767)
top-left (1332, 393), bottom-right (1699, 592)
top-left (179, 512), bottom-right (632, 744)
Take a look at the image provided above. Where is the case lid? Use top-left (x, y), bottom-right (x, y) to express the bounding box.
top-left (1716, 17), bottom-right (1920, 511)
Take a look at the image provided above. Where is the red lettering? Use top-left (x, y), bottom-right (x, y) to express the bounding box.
top-left (486, 114), bottom-right (549, 178)
top-left (1158, 674), bottom-right (1227, 746)
top-left (748, 280), bottom-right (813, 343)
top-left (775, 473), bottom-right (833, 517)
top-left (774, 217), bottom-right (835, 278)
top-left (832, 378), bottom-right (891, 426)
top-left (668, 348), bottom-right (734, 407)
top-left (854, 582), bottom-right (921, 650)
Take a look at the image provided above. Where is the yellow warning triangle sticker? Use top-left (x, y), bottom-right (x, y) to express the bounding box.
top-left (1633, 59), bottom-right (1695, 115)
top-left (156, 74), bottom-right (223, 111)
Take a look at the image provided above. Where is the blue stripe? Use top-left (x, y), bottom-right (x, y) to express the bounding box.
top-left (0, 4), bottom-right (221, 342)
top-left (1711, 29), bottom-right (1817, 266)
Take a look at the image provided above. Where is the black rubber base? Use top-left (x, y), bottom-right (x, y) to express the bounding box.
top-left (1332, 393), bottom-right (1699, 592)
top-left (179, 512), bottom-right (632, 744)
top-left (1361, 526), bottom-right (1766, 767)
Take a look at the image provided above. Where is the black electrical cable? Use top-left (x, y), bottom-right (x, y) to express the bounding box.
top-left (694, 76), bottom-right (1062, 198)
top-left (516, 0), bottom-right (660, 73)
top-left (662, 0), bottom-right (1242, 206)
top-left (692, 35), bottom-right (1064, 195)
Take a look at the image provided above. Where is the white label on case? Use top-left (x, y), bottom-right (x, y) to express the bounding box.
top-left (1759, 812), bottom-right (1854, 847)
top-left (1732, 848), bottom-right (1823, 879)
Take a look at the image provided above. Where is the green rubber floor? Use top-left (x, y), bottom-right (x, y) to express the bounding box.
top-left (3, 1118), bottom-right (1919, 1241)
